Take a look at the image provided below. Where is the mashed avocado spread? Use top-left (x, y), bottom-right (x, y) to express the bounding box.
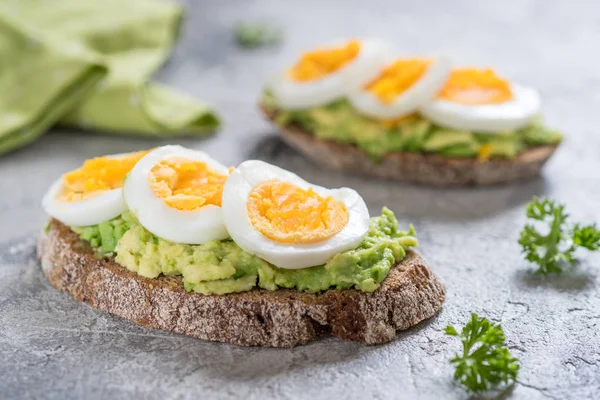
top-left (262, 92), bottom-right (562, 160)
top-left (72, 208), bottom-right (417, 295)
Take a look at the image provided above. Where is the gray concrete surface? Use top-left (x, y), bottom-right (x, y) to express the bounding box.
top-left (1, 0), bottom-right (599, 399)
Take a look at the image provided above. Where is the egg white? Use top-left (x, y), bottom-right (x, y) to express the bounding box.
top-left (123, 145), bottom-right (230, 244)
top-left (420, 83), bottom-right (541, 133)
top-left (267, 39), bottom-right (392, 110)
top-left (348, 56), bottom-right (452, 120)
top-left (221, 160), bottom-right (370, 270)
top-left (42, 152), bottom-right (143, 227)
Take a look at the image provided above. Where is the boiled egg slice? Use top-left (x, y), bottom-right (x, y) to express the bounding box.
top-left (42, 150), bottom-right (149, 226)
top-left (123, 145), bottom-right (230, 244)
top-left (221, 160), bottom-right (370, 269)
top-left (349, 57), bottom-right (451, 120)
top-left (268, 39), bottom-right (391, 109)
top-left (420, 68), bottom-right (541, 133)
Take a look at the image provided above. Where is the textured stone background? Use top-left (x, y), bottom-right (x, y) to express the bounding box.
top-left (1, 0), bottom-right (599, 399)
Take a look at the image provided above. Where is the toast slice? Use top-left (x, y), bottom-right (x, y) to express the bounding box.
top-left (38, 219), bottom-right (445, 348)
top-left (261, 105), bottom-right (558, 186)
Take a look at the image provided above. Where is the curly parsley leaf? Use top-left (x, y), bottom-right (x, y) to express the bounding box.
top-left (446, 314), bottom-right (519, 393)
top-left (572, 224), bottom-right (600, 251)
top-left (234, 22), bottom-right (282, 49)
top-left (518, 196), bottom-right (600, 274)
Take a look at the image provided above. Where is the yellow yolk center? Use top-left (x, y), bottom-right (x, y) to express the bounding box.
top-left (60, 150), bottom-right (149, 202)
top-left (437, 68), bottom-right (513, 105)
top-left (247, 180), bottom-right (349, 244)
top-left (288, 40), bottom-right (361, 82)
top-left (149, 158), bottom-right (229, 211)
top-left (365, 59), bottom-right (431, 104)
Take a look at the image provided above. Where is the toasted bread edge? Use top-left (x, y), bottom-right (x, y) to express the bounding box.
top-left (261, 105), bottom-right (558, 186)
top-left (38, 220), bottom-right (445, 348)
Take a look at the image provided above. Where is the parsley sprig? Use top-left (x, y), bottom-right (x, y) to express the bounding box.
top-left (445, 314), bottom-right (519, 393)
top-left (518, 196), bottom-right (600, 274)
top-left (234, 22), bottom-right (282, 49)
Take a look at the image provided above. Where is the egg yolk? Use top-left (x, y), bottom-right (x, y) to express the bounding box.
top-left (149, 158), bottom-right (229, 211)
top-left (478, 143), bottom-right (493, 162)
top-left (60, 150), bottom-right (149, 202)
top-left (365, 59), bottom-right (431, 104)
top-left (437, 68), bottom-right (513, 105)
top-left (288, 40), bottom-right (361, 82)
top-left (378, 113), bottom-right (418, 128)
top-left (247, 180), bottom-right (349, 244)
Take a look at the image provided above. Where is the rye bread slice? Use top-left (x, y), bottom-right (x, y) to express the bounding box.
top-left (261, 105), bottom-right (558, 186)
top-left (37, 219), bottom-right (445, 348)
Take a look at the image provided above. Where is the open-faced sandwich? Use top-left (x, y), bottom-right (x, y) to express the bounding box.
top-left (38, 145), bottom-right (444, 347)
top-left (260, 39), bottom-right (562, 186)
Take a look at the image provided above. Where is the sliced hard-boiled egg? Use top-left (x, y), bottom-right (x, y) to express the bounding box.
top-left (348, 57), bottom-right (451, 120)
top-left (420, 68), bottom-right (541, 133)
top-left (222, 160), bottom-right (370, 269)
top-left (42, 150), bottom-right (149, 226)
top-left (268, 39), bottom-right (391, 109)
top-left (123, 145), bottom-right (230, 244)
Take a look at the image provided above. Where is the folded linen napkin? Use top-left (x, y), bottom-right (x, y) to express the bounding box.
top-left (0, 0), bottom-right (219, 155)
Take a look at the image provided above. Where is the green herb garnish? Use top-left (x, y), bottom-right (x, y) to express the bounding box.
top-left (518, 196), bottom-right (600, 274)
top-left (234, 22), bottom-right (282, 48)
top-left (445, 314), bottom-right (519, 393)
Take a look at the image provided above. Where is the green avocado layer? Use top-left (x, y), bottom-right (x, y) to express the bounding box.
top-left (262, 92), bottom-right (562, 160)
top-left (71, 208), bottom-right (417, 295)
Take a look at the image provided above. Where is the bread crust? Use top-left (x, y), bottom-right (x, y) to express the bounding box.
top-left (37, 220), bottom-right (445, 348)
top-left (261, 105), bottom-right (558, 186)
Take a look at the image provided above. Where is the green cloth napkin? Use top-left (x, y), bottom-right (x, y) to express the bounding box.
top-left (0, 0), bottom-right (220, 155)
